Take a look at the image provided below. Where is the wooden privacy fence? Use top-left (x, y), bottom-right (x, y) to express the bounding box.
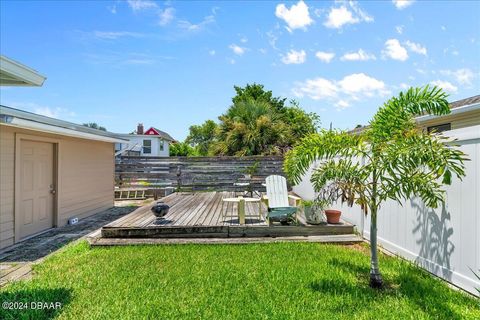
top-left (115, 156), bottom-right (285, 192)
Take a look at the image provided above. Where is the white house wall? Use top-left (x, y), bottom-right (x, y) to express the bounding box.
top-left (117, 136), bottom-right (170, 157)
top-left (292, 126), bottom-right (480, 296)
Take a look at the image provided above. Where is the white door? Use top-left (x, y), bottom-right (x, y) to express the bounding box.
top-left (18, 140), bottom-right (54, 239)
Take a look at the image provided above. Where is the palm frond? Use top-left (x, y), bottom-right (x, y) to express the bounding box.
top-left (283, 130), bottom-right (362, 185)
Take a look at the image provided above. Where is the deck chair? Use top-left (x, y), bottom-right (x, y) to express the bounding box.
top-left (263, 175), bottom-right (301, 225)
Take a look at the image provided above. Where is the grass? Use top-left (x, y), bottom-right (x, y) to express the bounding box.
top-left (1, 241), bottom-right (478, 320)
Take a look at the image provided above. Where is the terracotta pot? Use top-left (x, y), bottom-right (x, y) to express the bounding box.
top-left (325, 209), bottom-right (341, 224)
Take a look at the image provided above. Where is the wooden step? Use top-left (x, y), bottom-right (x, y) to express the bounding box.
top-left (101, 223), bottom-right (355, 239)
top-left (89, 234), bottom-right (363, 246)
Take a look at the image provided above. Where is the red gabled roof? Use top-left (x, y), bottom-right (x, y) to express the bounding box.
top-left (142, 127), bottom-right (176, 141)
top-left (144, 127), bottom-right (160, 135)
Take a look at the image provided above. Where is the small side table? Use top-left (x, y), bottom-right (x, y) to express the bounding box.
top-left (222, 196), bottom-right (262, 225)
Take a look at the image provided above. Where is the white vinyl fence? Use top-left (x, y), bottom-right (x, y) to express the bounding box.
top-left (293, 125), bottom-right (480, 296)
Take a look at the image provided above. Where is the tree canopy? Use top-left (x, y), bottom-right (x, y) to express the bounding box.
top-left (185, 120), bottom-right (218, 156)
top-left (232, 83), bottom-right (286, 111)
top-left (183, 83), bottom-right (319, 156)
top-left (83, 122), bottom-right (106, 131)
top-left (169, 142), bottom-right (198, 156)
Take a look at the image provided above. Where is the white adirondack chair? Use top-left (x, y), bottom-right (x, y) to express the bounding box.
top-left (263, 175), bottom-right (301, 224)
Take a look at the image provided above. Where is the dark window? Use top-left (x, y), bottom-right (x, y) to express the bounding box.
top-left (143, 140), bottom-right (152, 154)
top-left (160, 140), bottom-right (164, 151)
top-left (427, 123), bottom-right (451, 133)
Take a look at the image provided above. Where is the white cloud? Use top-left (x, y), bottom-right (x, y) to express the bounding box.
top-left (441, 68), bottom-right (475, 86)
top-left (324, 6), bottom-right (356, 29)
top-left (416, 68), bottom-right (426, 75)
top-left (335, 100), bottom-right (350, 110)
top-left (240, 36), bottom-right (248, 43)
top-left (338, 73), bottom-right (387, 96)
top-left (315, 51), bottom-right (335, 63)
top-left (159, 7), bottom-right (175, 26)
top-left (395, 25), bottom-right (404, 34)
top-left (275, 1), bottom-right (313, 32)
top-left (178, 15), bottom-right (215, 32)
top-left (209, 50), bottom-right (216, 56)
top-left (84, 51), bottom-right (170, 66)
top-left (392, 0), bottom-right (415, 10)
top-left (107, 4), bottom-right (117, 14)
top-left (441, 26), bottom-right (446, 31)
top-left (293, 78), bottom-right (338, 100)
top-left (382, 39), bottom-right (408, 61)
top-left (229, 44), bottom-right (246, 56)
top-left (453, 68), bottom-right (474, 85)
top-left (340, 49), bottom-right (376, 61)
top-left (324, 2), bottom-right (373, 29)
top-left (293, 73), bottom-right (389, 108)
top-left (400, 83), bottom-right (410, 89)
top-left (266, 29), bottom-right (280, 50)
top-left (93, 31), bottom-right (144, 40)
top-left (281, 49), bottom-right (306, 64)
top-left (430, 80), bottom-right (458, 93)
top-left (405, 40), bottom-right (427, 56)
top-left (127, 0), bottom-right (158, 12)
top-left (123, 59), bottom-right (155, 65)
top-left (259, 48), bottom-right (268, 54)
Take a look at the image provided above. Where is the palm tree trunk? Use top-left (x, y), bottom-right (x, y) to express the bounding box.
top-left (369, 205), bottom-right (383, 288)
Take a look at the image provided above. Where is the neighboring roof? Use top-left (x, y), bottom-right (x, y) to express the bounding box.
top-left (149, 127), bottom-right (175, 141)
top-left (0, 55), bottom-right (46, 86)
top-left (449, 95), bottom-right (480, 109)
top-left (348, 94), bottom-right (480, 133)
top-left (0, 105), bottom-right (127, 143)
top-left (118, 127), bottom-right (175, 142)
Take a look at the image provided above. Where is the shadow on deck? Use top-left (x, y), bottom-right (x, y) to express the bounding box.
top-left (95, 192), bottom-right (361, 245)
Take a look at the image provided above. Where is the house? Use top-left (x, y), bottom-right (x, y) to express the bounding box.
top-left (350, 95), bottom-right (480, 134)
top-left (415, 95), bottom-right (480, 132)
top-left (115, 123), bottom-right (175, 157)
top-left (0, 55), bottom-right (126, 249)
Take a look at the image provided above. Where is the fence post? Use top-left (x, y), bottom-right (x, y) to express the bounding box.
top-left (176, 165), bottom-right (182, 192)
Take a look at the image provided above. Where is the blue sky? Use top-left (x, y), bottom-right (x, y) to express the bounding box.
top-left (1, 0), bottom-right (479, 140)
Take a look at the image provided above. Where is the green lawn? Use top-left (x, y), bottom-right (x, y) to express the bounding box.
top-left (1, 241), bottom-right (478, 320)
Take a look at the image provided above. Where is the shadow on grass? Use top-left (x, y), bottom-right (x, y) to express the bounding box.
top-left (307, 257), bottom-right (469, 319)
top-left (0, 287), bottom-right (71, 320)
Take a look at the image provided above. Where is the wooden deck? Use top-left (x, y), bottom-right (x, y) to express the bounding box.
top-left (101, 192), bottom-right (356, 239)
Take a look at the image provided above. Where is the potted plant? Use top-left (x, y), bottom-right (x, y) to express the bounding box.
top-left (317, 183), bottom-right (342, 224)
top-left (243, 161), bottom-right (259, 180)
top-left (302, 200), bottom-right (322, 225)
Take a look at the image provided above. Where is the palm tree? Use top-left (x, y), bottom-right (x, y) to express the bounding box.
top-left (214, 98), bottom-right (287, 156)
top-left (284, 86), bottom-right (468, 288)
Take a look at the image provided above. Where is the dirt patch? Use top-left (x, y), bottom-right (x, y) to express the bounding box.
top-left (346, 242), bottom-right (370, 254)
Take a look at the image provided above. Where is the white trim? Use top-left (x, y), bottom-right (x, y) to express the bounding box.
top-left (416, 102), bottom-right (480, 122)
top-left (0, 55), bottom-right (46, 86)
top-left (2, 120), bottom-right (126, 143)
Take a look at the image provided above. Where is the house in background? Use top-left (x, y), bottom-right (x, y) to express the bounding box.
top-left (350, 95), bottom-right (480, 134)
top-left (415, 95), bottom-right (480, 133)
top-left (115, 123), bottom-right (175, 157)
top-left (0, 55), bottom-right (126, 249)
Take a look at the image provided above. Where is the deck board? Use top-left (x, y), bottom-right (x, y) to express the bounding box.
top-left (101, 191), bottom-right (356, 239)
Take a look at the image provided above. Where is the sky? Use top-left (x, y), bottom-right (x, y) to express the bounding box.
top-left (1, 0), bottom-right (479, 140)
